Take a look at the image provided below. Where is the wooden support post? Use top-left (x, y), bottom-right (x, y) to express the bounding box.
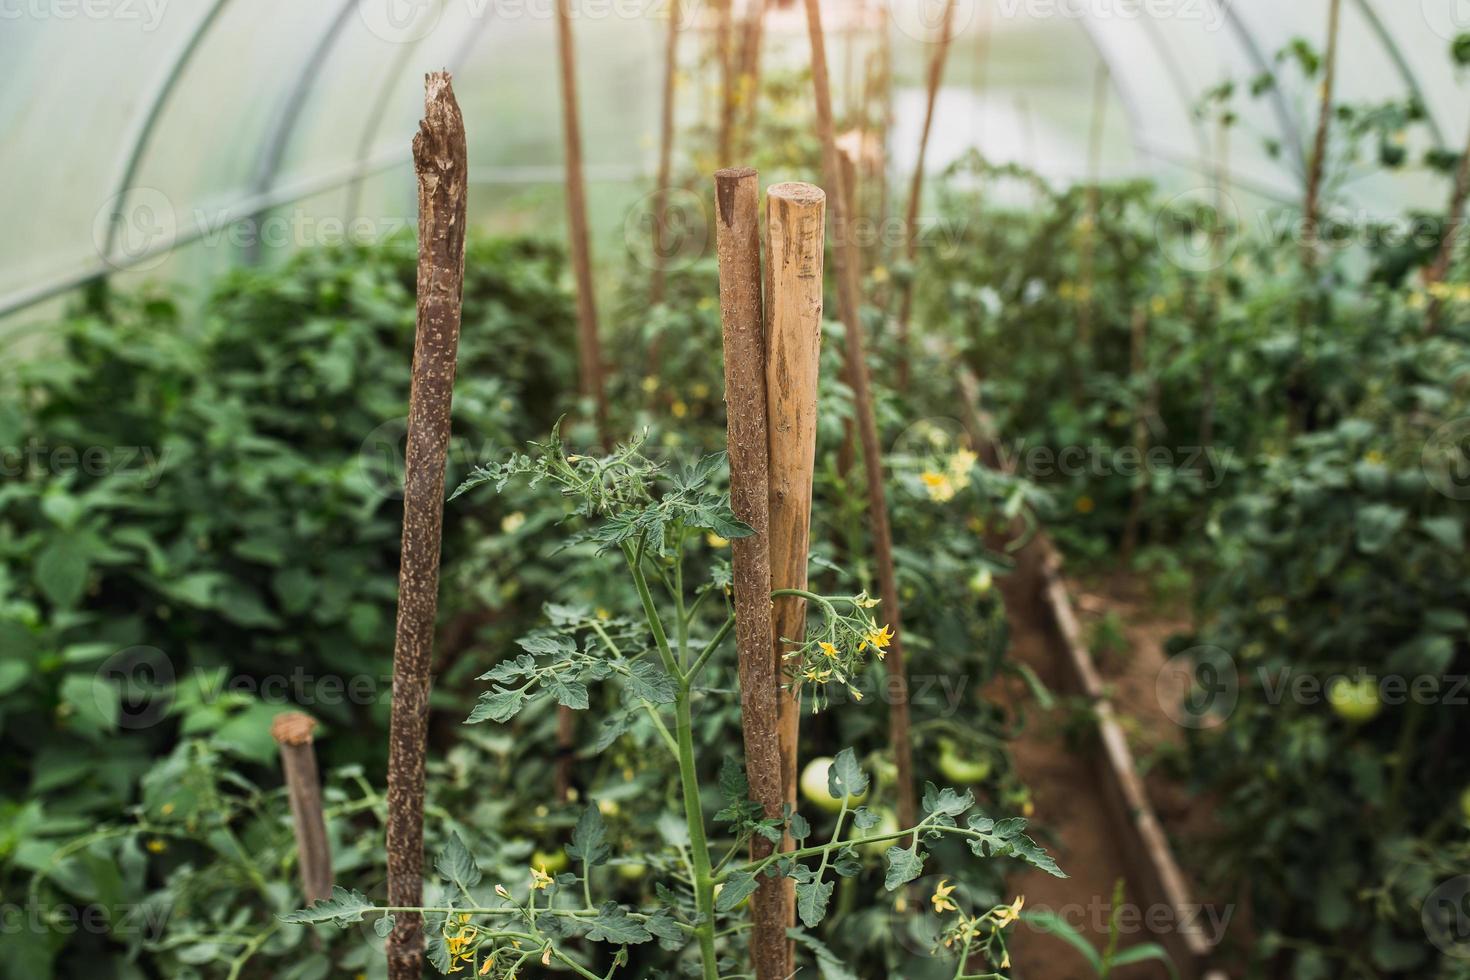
top-left (1425, 111), bottom-right (1470, 335)
top-left (556, 0), bottom-right (609, 445)
top-left (555, 0), bottom-right (607, 795)
top-left (715, 167), bottom-right (786, 980)
top-left (272, 712), bottom-right (333, 904)
top-left (716, 0), bottom-right (736, 166)
top-left (765, 181), bottom-right (826, 964)
top-left (386, 71), bottom-right (467, 980)
top-left (1301, 0), bottom-right (1342, 279)
top-left (1078, 59), bottom-right (1109, 362)
top-left (650, 0), bottom-right (682, 308)
top-left (1121, 305), bottom-right (1150, 562)
top-left (800, 0), bottom-right (918, 832)
top-left (734, 0), bottom-right (767, 161)
top-left (894, 0), bottom-right (957, 391)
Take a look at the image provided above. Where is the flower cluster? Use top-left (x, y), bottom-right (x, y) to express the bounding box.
top-left (930, 879), bottom-right (1026, 973)
top-left (780, 591), bottom-right (891, 710)
top-left (919, 447), bottom-right (978, 503)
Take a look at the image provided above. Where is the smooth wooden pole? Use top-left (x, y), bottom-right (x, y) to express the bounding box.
top-left (273, 712), bottom-right (333, 904)
top-left (765, 181), bottom-right (825, 964)
top-left (801, 0), bottom-right (918, 833)
top-left (556, 0), bottom-right (609, 445)
top-left (894, 0), bottom-right (957, 390)
top-left (715, 167), bottom-right (786, 980)
top-left (650, 0), bottom-right (682, 308)
top-left (387, 71), bottom-right (467, 980)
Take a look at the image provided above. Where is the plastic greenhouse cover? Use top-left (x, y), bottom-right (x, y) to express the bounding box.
top-left (1, 0), bottom-right (1466, 327)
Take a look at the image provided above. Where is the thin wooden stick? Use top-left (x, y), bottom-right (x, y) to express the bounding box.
top-left (556, 0), bottom-right (610, 445)
top-left (800, 0), bottom-right (917, 832)
top-left (650, 0), bottom-right (682, 308)
top-left (386, 71), bottom-right (467, 980)
top-left (734, 0), bottom-right (767, 161)
top-left (893, 0), bottom-right (957, 391)
top-left (1121, 305), bottom-right (1150, 562)
top-left (765, 180), bottom-right (826, 964)
top-left (1078, 59), bottom-right (1109, 361)
top-left (1301, 0), bottom-right (1342, 278)
top-left (555, 0), bottom-right (607, 797)
top-left (715, 167), bottom-right (786, 980)
top-left (273, 712), bottom-right (333, 904)
top-left (1425, 110), bottom-right (1470, 335)
top-left (716, 0), bottom-right (736, 166)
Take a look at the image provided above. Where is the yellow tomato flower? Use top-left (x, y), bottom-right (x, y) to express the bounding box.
top-left (932, 879), bottom-right (959, 914)
top-left (818, 641), bottom-right (839, 659)
top-left (530, 865), bottom-right (554, 890)
top-left (641, 375), bottom-right (659, 393)
top-left (856, 594), bottom-right (880, 609)
top-left (671, 400), bottom-right (689, 419)
top-left (866, 625), bottom-right (893, 652)
top-left (1363, 450), bottom-right (1385, 465)
top-left (995, 895), bottom-right (1025, 927)
top-left (921, 471), bottom-right (956, 503)
top-left (146, 839), bottom-right (167, 854)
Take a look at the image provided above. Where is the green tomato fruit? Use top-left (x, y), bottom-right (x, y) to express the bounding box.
top-left (616, 860), bottom-right (647, 882)
top-left (967, 568), bottom-right (994, 596)
top-left (531, 848), bottom-right (569, 875)
top-left (1455, 33), bottom-right (1470, 67)
top-left (713, 881), bottom-right (750, 910)
top-left (850, 808), bottom-right (901, 857)
top-left (800, 757), bottom-right (868, 814)
top-left (1327, 677), bottom-right (1381, 724)
top-left (936, 744), bottom-right (993, 785)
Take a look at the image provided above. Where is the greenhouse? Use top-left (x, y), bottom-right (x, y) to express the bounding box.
top-left (2, 0), bottom-right (1468, 977)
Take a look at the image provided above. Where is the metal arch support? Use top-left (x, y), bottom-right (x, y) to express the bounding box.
top-left (102, 0), bottom-right (233, 262)
top-left (243, 0), bottom-right (359, 265)
top-left (1351, 0), bottom-right (1446, 148)
top-left (1205, 0), bottom-right (1307, 177)
top-left (1071, 16), bottom-right (1157, 177)
top-left (1136, 11), bottom-right (1212, 163)
top-left (344, 0), bottom-right (499, 224)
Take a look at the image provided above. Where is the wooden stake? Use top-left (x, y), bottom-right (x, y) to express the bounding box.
top-left (800, 0), bottom-right (918, 832)
top-left (716, 0), bottom-right (736, 166)
top-left (734, 0), bottom-right (767, 161)
top-left (894, 0), bottom-right (957, 391)
top-left (1078, 59), bottom-right (1109, 359)
top-left (765, 180), bottom-right (826, 962)
top-left (556, 0), bottom-right (610, 445)
top-left (1425, 111), bottom-right (1470, 335)
top-left (272, 712), bottom-right (333, 904)
top-left (650, 0), bottom-right (682, 307)
top-left (386, 71), bottom-right (467, 980)
top-left (715, 167), bottom-right (786, 980)
top-left (1301, 0), bottom-right (1342, 278)
top-left (1121, 305), bottom-right (1151, 562)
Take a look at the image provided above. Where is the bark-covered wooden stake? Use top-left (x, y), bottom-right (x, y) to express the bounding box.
top-left (272, 712), bottom-right (333, 904)
top-left (651, 0), bottom-right (682, 308)
top-left (714, 167), bottom-right (786, 980)
top-left (556, 0), bottom-right (610, 445)
top-left (1425, 112), bottom-right (1470, 335)
top-left (386, 71), bottom-right (467, 980)
top-left (893, 0), bottom-right (957, 390)
top-left (765, 181), bottom-right (826, 962)
top-left (1302, 0), bottom-right (1342, 278)
top-left (715, 0), bottom-right (736, 166)
top-left (801, 0), bottom-right (918, 832)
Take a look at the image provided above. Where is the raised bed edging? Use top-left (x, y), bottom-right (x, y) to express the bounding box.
top-left (1008, 532), bottom-right (1226, 980)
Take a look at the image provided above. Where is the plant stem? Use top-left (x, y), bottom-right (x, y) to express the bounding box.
top-left (675, 680), bottom-right (720, 980)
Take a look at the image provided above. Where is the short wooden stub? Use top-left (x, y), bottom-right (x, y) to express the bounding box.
top-left (386, 71), bottom-right (467, 980)
top-left (714, 167), bottom-right (786, 980)
top-left (764, 180), bottom-right (825, 954)
top-left (272, 712), bottom-right (333, 905)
